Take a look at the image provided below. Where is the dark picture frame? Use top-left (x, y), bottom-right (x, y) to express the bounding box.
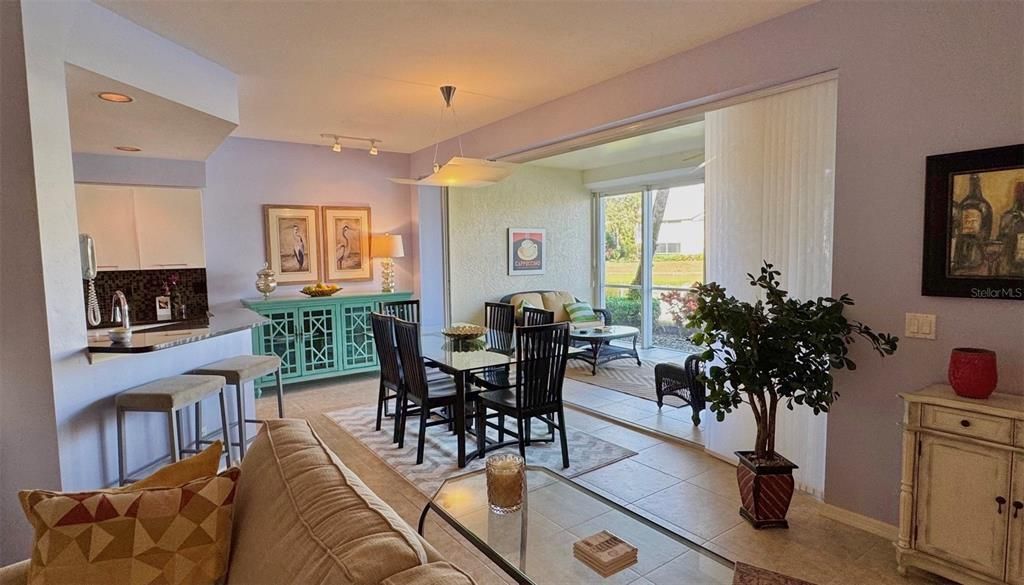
top-left (922, 144), bottom-right (1024, 300)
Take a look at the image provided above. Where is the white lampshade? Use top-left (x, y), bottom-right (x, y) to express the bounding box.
top-left (371, 234), bottom-right (405, 258)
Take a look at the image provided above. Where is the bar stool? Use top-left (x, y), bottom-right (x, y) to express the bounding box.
top-left (115, 374), bottom-right (232, 486)
top-left (192, 355), bottom-right (284, 460)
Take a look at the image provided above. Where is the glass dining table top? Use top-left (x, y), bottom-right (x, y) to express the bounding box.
top-left (424, 467), bottom-right (735, 585)
top-left (420, 330), bottom-right (583, 373)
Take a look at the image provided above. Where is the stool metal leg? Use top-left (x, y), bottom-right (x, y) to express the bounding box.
top-left (218, 389), bottom-right (233, 467)
top-left (167, 411), bottom-right (181, 463)
top-left (235, 383), bottom-right (248, 459)
top-left (194, 399), bottom-right (203, 453)
top-left (275, 369), bottom-right (285, 418)
top-left (175, 410), bottom-right (186, 458)
top-left (116, 407), bottom-right (127, 486)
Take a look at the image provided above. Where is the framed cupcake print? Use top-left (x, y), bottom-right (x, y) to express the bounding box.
top-left (322, 206), bottom-right (372, 281)
top-left (263, 204), bottom-right (321, 285)
top-left (508, 228), bottom-right (546, 276)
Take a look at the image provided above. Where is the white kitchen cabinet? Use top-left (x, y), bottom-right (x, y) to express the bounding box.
top-left (132, 187), bottom-right (206, 269)
top-left (75, 184), bottom-right (206, 270)
top-left (75, 184), bottom-right (141, 271)
top-left (899, 385), bottom-right (1024, 585)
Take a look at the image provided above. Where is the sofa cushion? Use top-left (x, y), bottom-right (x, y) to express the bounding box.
top-left (381, 561), bottom-right (475, 585)
top-left (226, 419), bottom-right (440, 585)
top-left (508, 293), bottom-right (544, 317)
top-left (540, 291), bottom-right (577, 322)
top-left (20, 467), bottom-right (240, 585)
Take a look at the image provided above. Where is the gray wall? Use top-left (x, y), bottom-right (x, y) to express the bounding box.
top-left (412, 1), bottom-right (1024, 525)
top-left (202, 137), bottom-right (415, 305)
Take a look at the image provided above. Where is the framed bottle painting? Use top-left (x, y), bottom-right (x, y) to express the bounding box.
top-left (922, 144), bottom-right (1024, 300)
top-left (263, 204), bottom-right (321, 285)
top-left (322, 206), bottom-right (372, 282)
top-left (508, 228), bottom-right (546, 276)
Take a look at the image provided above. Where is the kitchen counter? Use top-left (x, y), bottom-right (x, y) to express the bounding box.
top-left (87, 304), bottom-right (267, 354)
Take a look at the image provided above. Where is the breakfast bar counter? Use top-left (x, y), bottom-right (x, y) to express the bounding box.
top-left (87, 304), bottom-right (267, 354)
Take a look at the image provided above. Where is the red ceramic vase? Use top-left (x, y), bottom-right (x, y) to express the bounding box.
top-left (948, 348), bottom-right (998, 399)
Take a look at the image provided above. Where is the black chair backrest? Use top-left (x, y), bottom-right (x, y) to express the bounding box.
top-left (485, 302), bottom-right (515, 335)
top-left (394, 318), bottom-right (429, 402)
top-left (370, 313), bottom-right (402, 391)
top-left (515, 322), bottom-right (571, 412)
top-left (684, 354), bottom-right (704, 392)
top-left (522, 306), bottom-right (554, 327)
top-left (381, 299), bottom-right (420, 323)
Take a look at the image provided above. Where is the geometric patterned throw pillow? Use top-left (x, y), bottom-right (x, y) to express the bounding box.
top-left (19, 467), bottom-right (240, 585)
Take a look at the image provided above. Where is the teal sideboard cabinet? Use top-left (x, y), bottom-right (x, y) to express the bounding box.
top-left (241, 291), bottom-right (412, 390)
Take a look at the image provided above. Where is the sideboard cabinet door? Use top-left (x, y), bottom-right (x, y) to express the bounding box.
top-left (253, 309), bottom-right (302, 385)
top-left (340, 302), bottom-right (378, 370)
top-left (298, 304), bottom-right (340, 375)
top-left (1007, 453), bottom-right (1024, 585)
top-left (916, 434), bottom-right (1011, 580)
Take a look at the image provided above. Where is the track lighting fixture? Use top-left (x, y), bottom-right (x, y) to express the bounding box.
top-left (320, 133), bottom-right (382, 156)
top-left (369, 141), bottom-right (379, 156)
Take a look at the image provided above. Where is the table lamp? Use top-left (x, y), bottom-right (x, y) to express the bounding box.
top-left (371, 233), bottom-right (404, 293)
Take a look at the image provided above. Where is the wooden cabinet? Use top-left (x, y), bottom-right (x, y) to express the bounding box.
top-left (243, 292), bottom-right (412, 390)
top-left (899, 386), bottom-right (1024, 585)
top-left (75, 184), bottom-right (206, 270)
top-left (75, 184), bottom-right (141, 271)
top-left (133, 187), bottom-right (206, 269)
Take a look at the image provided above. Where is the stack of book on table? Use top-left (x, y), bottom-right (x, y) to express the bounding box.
top-left (573, 530), bottom-right (638, 577)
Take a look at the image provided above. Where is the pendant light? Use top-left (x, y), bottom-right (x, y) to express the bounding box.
top-left (390, 85), bottom-right (516, 187)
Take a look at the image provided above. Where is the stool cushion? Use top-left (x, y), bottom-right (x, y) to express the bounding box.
top-left (115, 374), bottom-right (226, 411)
top-left (193, 355), bottom-right (282, 386)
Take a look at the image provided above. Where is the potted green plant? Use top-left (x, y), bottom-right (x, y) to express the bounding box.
top-left (688, 263), bottom-right (898, 528)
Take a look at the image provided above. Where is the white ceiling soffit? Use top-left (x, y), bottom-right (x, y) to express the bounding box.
top-left (531, 119), bottom-right (705, 171)
top-left (66, 65), bottom-right (237, 161)
top-left (583, 150), bottom-right (705, 192)
top-left (94, 1), bottom-right (813, 153)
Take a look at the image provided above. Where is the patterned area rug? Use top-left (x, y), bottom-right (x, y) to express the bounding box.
top-left (325, 404), bottom-right (637, 496)
top-left (733, 563), bottom-right (817, 585)
top-left (566, 358), bottom-right (661, 402)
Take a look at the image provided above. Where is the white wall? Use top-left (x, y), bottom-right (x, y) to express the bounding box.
top-left (4, 0), bottom-right (242, 562)
top-left (73, 153), bottom-right (206, 187)
top-left (448, 166), bottom-right (592, 324)
top-left (202, 137), bottom-right (415, 304)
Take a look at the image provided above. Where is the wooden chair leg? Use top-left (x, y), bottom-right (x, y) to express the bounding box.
top-left (375, 380), bottom-right (386, 431)
top-left (416, 405), bottom-right (428, 465)
top-left (218, 390), bottom-right (233, 467)
top-left (524, 416), bottom-right (531, 446)
top-left (167, 410), bottom-right (181, 463)
top-left (498, 414), bottom-right (506, 442)
top-left (475, 402), bottom-right (487, 455)
top-left (397, 395), bottom-right (408, 449)
top-left (116, 407), bottom-right (127, 486)
top-left (558, 408), bottom-right (570, 469)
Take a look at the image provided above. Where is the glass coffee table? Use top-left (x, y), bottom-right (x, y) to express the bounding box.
top-left (419, 466), bottom-right (734, 584)
top-left (570, 325), bottom-right (642, 375)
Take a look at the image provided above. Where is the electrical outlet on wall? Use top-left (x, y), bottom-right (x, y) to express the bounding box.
top-left (905, 313), bottom-right (937, 340)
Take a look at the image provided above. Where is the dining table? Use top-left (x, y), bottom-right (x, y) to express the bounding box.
top-left (419, 329), bottom-right (582, 468)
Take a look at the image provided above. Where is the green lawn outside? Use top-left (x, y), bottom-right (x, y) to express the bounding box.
top-left (604, 259), bottom-right (704, 288)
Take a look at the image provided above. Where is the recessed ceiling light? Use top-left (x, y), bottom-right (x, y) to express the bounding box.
top-left (98, 92), bottom-right (134, 103)
top-left (115, 146), bottom-right (142, 152)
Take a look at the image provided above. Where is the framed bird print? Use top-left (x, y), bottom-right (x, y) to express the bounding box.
top-left (263, 204), bottom-right (321, 285)
top-left (322, 206), bottom-right (372, 281)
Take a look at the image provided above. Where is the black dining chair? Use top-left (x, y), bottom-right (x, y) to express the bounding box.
top-left (475, 322), bottom-right (572, 468)
top-left (522, 306), bottom-right (555, 327)
top-left (485, 302), bottom-right (515, 335)
top-left (394, 318), bottom-right (463, 464)
top-left (370, 313), bottom-right (403, 436)
top-left (381, 299), bottom-right (420, 323)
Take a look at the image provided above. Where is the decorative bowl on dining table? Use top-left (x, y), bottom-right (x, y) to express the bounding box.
top-left (442, 324), bottom-right (486, 341)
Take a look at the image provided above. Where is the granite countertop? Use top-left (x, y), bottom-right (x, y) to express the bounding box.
top-left (87, 304), bottom-right (267, 354)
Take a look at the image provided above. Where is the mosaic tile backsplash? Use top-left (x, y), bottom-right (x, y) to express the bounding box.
top-left (84, 268), bottom-right (208, 328)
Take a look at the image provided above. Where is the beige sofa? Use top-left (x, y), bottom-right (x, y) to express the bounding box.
top-left (500, 289), bottom-right (608, 329)
top-left (0, 419), bottom-right (474, 585)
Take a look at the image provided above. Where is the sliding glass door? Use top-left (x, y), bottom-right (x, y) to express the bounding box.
top-left (597, 184), bottom-right (704, 351)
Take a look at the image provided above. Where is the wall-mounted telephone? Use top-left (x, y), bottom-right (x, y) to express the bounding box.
top-left (80, 234), bottom-right (101, 326)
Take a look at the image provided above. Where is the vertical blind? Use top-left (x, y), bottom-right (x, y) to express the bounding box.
top-left (704, 79), bottom-right (838, 497)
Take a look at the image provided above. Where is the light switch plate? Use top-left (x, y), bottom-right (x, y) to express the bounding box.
top-left (905, 313), bottom-right (936, 340)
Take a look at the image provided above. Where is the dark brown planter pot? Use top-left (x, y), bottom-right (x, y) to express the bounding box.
top-left (735, 451), bottom-right (798, 529)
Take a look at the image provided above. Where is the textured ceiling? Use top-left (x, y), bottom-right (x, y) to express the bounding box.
top-left (96, 0), bottom-right (812, 153)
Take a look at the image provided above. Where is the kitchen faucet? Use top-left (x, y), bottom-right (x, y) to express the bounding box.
top-left (111, 290), bottom-right (131, 329)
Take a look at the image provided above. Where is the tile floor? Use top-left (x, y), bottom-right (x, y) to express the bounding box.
top-left (257, 374), bottom-right (950, 585)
